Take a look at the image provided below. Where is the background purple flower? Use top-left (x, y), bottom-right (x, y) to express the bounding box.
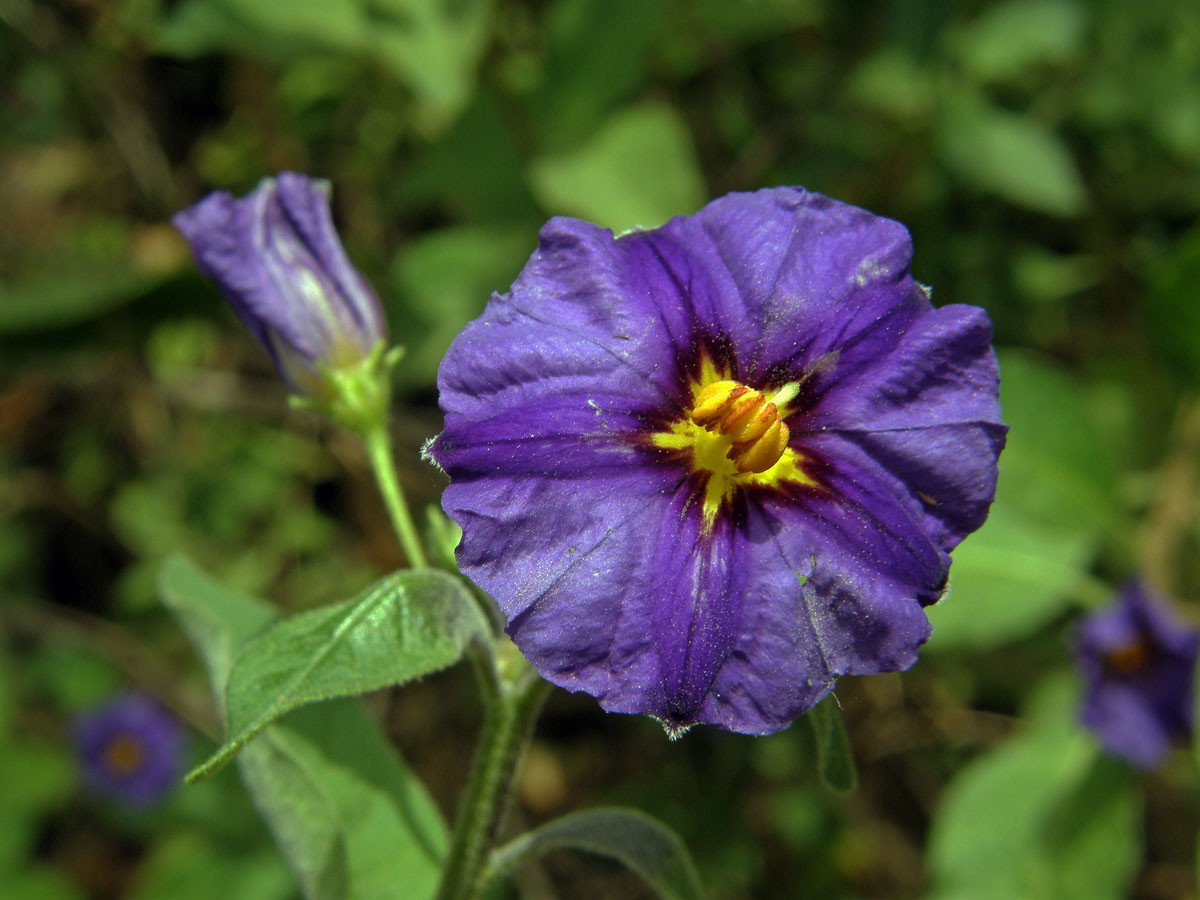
top-left (1076, 581), bottom-right (1199, 768)
top-left (429, 186), bottom-right (1006, 735)
top-left (173, 172), bottom-right (386, 395)
top-left (74, 693), bottom-right (184, 806)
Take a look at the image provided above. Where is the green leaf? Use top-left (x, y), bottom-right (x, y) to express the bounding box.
top-left (927, 677), bottom-right (1141, 900)
top-left (128, 835), bottom-right (295, 900)
top-left (191, 569), bottom-right (488, 779)
top-left (1146, 224), bottom-right (1200, 386)
top-left (159, 557), bottom-right (448, 900)
top-left (0, 269), bottom-right (159, 335)
top-left (953, 0), bottom-right (1086, 85)
top-left (528, 102), bottom-right (706, 232)
top-left (158, 555), bottom-right (278, 704)
top-left (806, 698), bottom-right (857, 793)
top-left (937, 93), bottom-right (1086, 217)
top-left (237, 701), bottom-right (447, 900)
top-left (487, 807), bottom-right (705, 900)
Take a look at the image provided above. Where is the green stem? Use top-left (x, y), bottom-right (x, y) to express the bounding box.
top-left (363, 424), bottom-right (428, 569)
top-left (435, 653), bottom-right (550, 900)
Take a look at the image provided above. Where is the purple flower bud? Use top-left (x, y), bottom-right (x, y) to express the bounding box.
top-left (173, 173), bottom-right (387, 395)
top-left (73, 693), bottom-right (184, 806)
top-left (1075, 581), bottom-right (1199, 768)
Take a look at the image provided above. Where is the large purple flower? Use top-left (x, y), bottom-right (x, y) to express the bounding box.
top-left (428, 187), bottom-right (1006, 735)
top-left (1075, 581), bottom-right (1199, 768)
top-left (173, 173), bottom-right (386, 397)
top-left (74, 694), bottom-right (184, 806)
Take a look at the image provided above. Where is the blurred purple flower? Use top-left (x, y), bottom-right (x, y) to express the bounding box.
top-left (1076, 581), bottom-right (1199, 768)
top-left (428, 187), bottom-right (1006, 735)
top-left (74, 694), bottom-right (183, 806)
top-left (173, 173), bottom-right (387, 395)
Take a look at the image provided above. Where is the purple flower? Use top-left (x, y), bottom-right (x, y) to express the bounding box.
top-left (1075, 581), bottom-right (1198, 768)
top-left (74, 694), bottom-right (183, 806)
top-left (173, 173), bottom-right (387, 396)
top-left (428, 187), bottom-right (1006, 735)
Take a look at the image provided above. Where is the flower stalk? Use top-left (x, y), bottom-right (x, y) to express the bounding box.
top-left (364, 422), bottom-right (429, 570)
top-left (435, 648), bottom-right (549, 900)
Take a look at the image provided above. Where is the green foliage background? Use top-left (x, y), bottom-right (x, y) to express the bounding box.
top-left (2, 0), bottom-right (1199, 897)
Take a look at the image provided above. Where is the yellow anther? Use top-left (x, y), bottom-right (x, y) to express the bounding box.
top-left (689, 379), bottom-right (790, 474)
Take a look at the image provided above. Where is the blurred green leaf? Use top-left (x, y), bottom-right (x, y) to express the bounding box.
top-left (1146, 224), bottom-right (1200, 386)
top-left (528, 102), bottom-right (706, 232)
top-left (928, 678), bottom-right (1140, 900)
top-left (0, 867), bottom-right (86, 900)
top-left (0, 270), bottom-right (159, 335)
top-left (846, 51), bottom-right (935, 122)
top-left (391, 226), bottom-right (531, 384)
top-left (937, 94), bottom-right (1086, 217)
top-left (0, 739), bottom-right (76, 871)
top-left (932, 504), bottom-right (1092, 647)
top-left (952, 0), bottom-right (1086, 84)
top-left (806, 698), bottom-right (857, 793)
top-left (159, 555), bottom-right (278, 704)
top-left (159, 0), bottom-right (491, 130)
top-left (532, 0), bottom-right (667, 148)
top-left (487, 807), bottom-right (705, 900)
top-left (129, 834), bottom-right (295, 900)
top-left (191, 569), bottom-right (487, 779)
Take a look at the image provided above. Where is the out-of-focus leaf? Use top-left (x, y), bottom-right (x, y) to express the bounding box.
top-left (0, 739), bottom-right (75, 871)
top-left (191, 569), bottom-right (487, 779)
top-left (158, 0), bottom-right (490, 131)
top-left (1146, 225), bottom-right (1200, 386)
top-left (237, 701), bottom-right (447, 900)
top-left (846, 51), bottom-right (935, 122)
top-left (932, 504), bottom-right (1092, 647)
top-left (931, 351), bottom-right (1114, 648)
top-left (0, 867), bottom-right (86, 900)
top-left (390, 226), bottom-right (531, 384)
top-left (158, 555), bottom-right (277, 703)
top-left (529, 103), bottom-right (706, 232)
top-left (806, 698), bottom-right (856, 793)
top-left (928, 677), bottom-right (1141, 900)
top-left (486, 807), bottom-right (705, 900)
top-left (937, 94), bottom-right (1086, 217)
top-left (128, 835), bottom-right (294, 900)
top-left (952, 0), bottom-right (1086, 84)
top-left (0, 270), bottom-right (159, 335)
top-left (533, 0), bottom-right (667, 148)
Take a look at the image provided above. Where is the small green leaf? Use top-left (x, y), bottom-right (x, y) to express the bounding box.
top-left (486, 807), bottom-right (705, 900)
top-left (937, 93), bottom-right (1086, 217)
top-left (528, 102), bottom-right (706, 232)
top-left (238, 701), bottom-right (447, 900)
top-left (191, 569), bottom-right (488, 779)
top-left (807, 698), bottom-right (857, 793)
top-left (0, 269), bottom-right (159, 335)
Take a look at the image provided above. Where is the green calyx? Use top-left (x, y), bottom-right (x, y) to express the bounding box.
top-left (291, 341), bottom-right (402, 436)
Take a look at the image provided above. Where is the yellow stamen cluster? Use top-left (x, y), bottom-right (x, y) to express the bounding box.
top-left (690, 380), bottom-right (790, 475)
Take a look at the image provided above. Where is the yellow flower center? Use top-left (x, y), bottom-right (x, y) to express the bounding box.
top-left (690, 380), bottom-right (790, 475)
top-left (102, 735), bottom-right (144, 776)
top-left (650, 358), bottom-right (815, 532)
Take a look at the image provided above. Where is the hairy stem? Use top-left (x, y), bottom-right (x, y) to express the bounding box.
top-left (435, 652), bottom-right (549, 900)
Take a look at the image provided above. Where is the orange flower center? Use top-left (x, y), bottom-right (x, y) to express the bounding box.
top-left (102, 735), bottom-right (144, 776)
top-left (1103, 639), bottom-right (1149, 675)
